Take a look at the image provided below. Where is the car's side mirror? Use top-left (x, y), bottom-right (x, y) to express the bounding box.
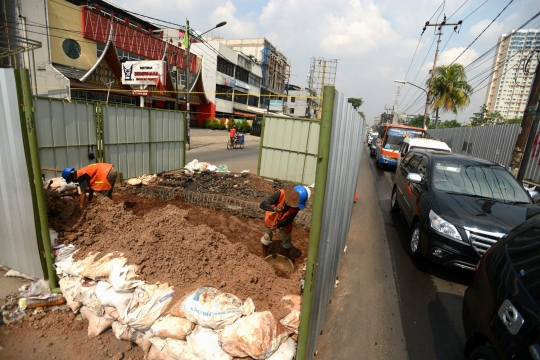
top-left (406, 173), bottom-right (422, 183)
top-left (401, 152), bottom-right (406, 158)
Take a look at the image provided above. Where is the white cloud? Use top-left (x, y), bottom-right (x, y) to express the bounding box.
top-left (210, 1), bottom-right (257, 38)
top-left (468, 19), bottom-right (505, 40)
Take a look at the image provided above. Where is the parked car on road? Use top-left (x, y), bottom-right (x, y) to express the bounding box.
top-left (375, 124), bottom-right (426, 169)
top-left (391, 150), bottom-right (538, 270)
top-left (462, 211), bottom-right (540, 360)
top-left (397, 137), bottom-right (451, 167)
top-left (367, 132), bottom-right (378, 146)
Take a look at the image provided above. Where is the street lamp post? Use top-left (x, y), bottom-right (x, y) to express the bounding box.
top-left (183, 20), bottom-right (226, 150)
top-left (394, 80), bottom-right (429, 129)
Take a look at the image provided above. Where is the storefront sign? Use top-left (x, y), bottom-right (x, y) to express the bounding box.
top-left (269, 99), bottom-right (283, 111)
top-left (121, 60), bottom-right (166, 86)
top-left (132, 90), bottom-right (152, 96)
top-left (235, 80), bottom-right (250, 90)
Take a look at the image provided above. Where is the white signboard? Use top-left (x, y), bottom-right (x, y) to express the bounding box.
top-left (121, 60), bottom-right (166, 86)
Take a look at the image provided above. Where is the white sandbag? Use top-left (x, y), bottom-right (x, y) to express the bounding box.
top-left (122, 283), bottom-right (174, 330)
top-left (206, 165), bottom-right (218, 172)
top-left (219, 311), bottom-right (289, 359)
top-left (150, 314), bottom-right (194, 340)
top-left (80, 307), bottom-right (114, 338)
top-left (55, 252), bottom-right (98, 277)
top-left (56, 244), bottom-right (76, 262)
top-left (112, 322), bottom-right (152, 353)
top-left (74, 282), bottom-right (103, 316)
top-left (59, 276), bottom-right (84, 312)
top-left (20, 279), bottom-right (50, 297)
top-left (187, 325), bottom-right (231, 360)
top-left (109, 263), bottom-right (144, 291)
top-left (57, 182), bottom-right (78, 193)
top-left (79, 253), bottom-right (127, 281)
top-left (266, 338), bottom-right (296, 360)
top-left (95, 281), bottom-right (134, 317)
top-left (127, 178), bottom-right (142, 186)
top-left (166, 339), bottom-right (200, 360)
top-left (170, 287), bottom-right (254, 330)
top-left (280, 310), bottom-right (300, 334)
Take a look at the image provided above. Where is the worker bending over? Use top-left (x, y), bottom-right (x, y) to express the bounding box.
top-left (62, 163), bottom-right (117, 208)
top-left (259, 186), bottom-right (310, 258)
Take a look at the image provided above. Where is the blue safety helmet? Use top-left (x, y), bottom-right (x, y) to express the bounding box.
top-left (62, 167), bottom-right (76, 183)
top-left (294, 185), bottom-right (311, 210)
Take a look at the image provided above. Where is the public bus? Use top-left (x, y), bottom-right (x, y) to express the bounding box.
top-left (374, 124), bottom-right (426, 168)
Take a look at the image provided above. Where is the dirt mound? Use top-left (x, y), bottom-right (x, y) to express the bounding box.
top-left (157, 171), bottom-right (296, 203)
top-left (46, 191), bottom-right (83, 233)
top-left (67, 200), bottom-right (302, 320)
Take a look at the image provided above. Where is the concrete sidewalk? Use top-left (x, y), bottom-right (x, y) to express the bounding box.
top-left (316, 152), bottom-right (407, 359)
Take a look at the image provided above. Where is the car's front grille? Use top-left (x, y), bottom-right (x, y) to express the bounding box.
top-left (465, 228), bottom-right (505, 256)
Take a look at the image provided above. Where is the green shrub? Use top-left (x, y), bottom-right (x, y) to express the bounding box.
top-left (227, 118), bottom-right (236, 130)
top-left (217, 120), bottom-right (227, 130)
top-left (237, 119), bottom-right (251, 133)
top-left (203, 119), bottom-right (212, 129)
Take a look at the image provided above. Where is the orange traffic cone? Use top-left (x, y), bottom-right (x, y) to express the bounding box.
top-left (354, 192), bottom-right (359, 203)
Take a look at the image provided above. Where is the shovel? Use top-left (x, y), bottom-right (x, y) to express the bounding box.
top-left (264, 211), bottom-right (294, 272)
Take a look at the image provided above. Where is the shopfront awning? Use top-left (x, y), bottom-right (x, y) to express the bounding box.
top-left (233, 111), bottom-right (257, 118)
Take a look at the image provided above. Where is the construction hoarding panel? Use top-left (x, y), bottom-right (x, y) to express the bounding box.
top-left (34, 97), bottom-right (96, 180)
top-left (0, 68), bottom-right (44, 278)
top-left (258, 116), bottom-right (319, 185)
top-left (149, 108), bottom-right (184, 174)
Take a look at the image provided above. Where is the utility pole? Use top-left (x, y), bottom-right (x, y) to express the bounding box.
top-left (510, 60), bottom-right (540, 179)
top-left (392, 85), bottom-right (401, 124)
top-left (422, 16), bottom-right (462, 129)
top-left (185, 19), bottom-right (191, 150)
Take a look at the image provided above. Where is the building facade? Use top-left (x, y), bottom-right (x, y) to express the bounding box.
top-left (284, 84), bottom-right (317, 118)
top-left (207, 37), bottom-right (288, 108)
top-left (191, 41), bottom-right (265, 119)
top-left (2, 0), bottom-right (210, 122)
top-left (484, 29), bottom-right (540, 119)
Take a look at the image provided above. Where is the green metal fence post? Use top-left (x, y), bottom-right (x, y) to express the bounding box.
top-left (14, 69), bottom-right (59, 291)
top-left (257, 115), bottom-right (267, 176)
top-left (296, 86), bottom-right (335, 360)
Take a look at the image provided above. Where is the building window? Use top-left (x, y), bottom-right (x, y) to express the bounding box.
top-left (289, 108), bottom-right (295, 114)
top-left (217, 57), bottom-right (235, 77)
top-left (234, 90), bottom-right (248, 105)
top-left (248, 95), bottom-right (259, 107)
top-left (216, 84), bottom-right (232, 101)
top-left (235, 67), bottom-right (249, 83)
top-left (290, 97), bottom-right (295, 103)
top-left (249, 73), bottom-right (261, 88)
top-left (63, 39), bottom-right (81, 59)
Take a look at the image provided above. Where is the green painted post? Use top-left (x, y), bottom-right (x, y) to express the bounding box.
top-left (257, 115), bottom-right (266, 176)
top-left (183, 111), bottom-right (187, 168)
top-left (296, 85), bottom-right (335, 360)
top-left (15, 69), bottom-right (59, 291)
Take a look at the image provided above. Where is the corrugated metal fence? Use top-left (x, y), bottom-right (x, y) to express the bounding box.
top-left (35, 97), bottom-right (185, 180)
top-left (0, 68), bottom-right (44, 278)
top-left (258, 115), bottom-right (320, 185)
top-left (304, 90), bottom-right (366, 358)
top-left (429, 124), bottom-right (540, 184)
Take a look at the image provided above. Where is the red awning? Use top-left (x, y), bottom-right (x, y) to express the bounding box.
top-left (233, 111), bottom-right (257, 118)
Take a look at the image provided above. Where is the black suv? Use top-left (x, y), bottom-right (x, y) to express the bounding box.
top-left (391, 150), bottom-right (538, 270)
top-left (462, 212), bottom-right (540, 360)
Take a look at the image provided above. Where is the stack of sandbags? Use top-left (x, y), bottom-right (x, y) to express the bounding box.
top-left (45, 176), bottom-right (78, 193)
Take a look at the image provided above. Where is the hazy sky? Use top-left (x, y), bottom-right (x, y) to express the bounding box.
top-left (118, 0), bottom-right (540, 125)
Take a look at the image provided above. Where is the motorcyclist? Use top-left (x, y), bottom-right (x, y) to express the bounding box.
top-left (229, 125), bottom-right (237, 144)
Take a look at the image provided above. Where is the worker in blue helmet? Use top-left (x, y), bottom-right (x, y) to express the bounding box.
top-left (259, 185), bottom-right (311, 258)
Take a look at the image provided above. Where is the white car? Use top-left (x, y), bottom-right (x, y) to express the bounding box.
top-left (397, 137), bottom-right (451, 166)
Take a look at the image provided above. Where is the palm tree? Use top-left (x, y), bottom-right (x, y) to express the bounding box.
top-left (426, 64), bottom-right (473, 128)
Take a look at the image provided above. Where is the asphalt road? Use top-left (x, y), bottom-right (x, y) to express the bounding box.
top-left (368, 146), bottom-right (473, 360)
top-left (186, 128), bottom-right (260, 173)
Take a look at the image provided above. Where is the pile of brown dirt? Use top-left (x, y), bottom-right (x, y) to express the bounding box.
top-left (156, 171), bottom-right (298, 203)
top-left (63, 199), bottom-right (304, 320)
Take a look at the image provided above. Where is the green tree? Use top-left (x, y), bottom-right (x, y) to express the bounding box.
top-left (486, 110), bottom-right (505, 125)
top-left (427, 64), bottom-right (473, 128)
top-left (348, 98), bottom-right (364, 109)
top-left (506, 118), bottom-right (522, 124)
top-left (438, 120), bottom-right (462, 129)
top-left (380, 112), bottom-right (393, 124)
top-left (408, 114), bottom-right (430, 129)
top-left (469, 105), bottom-right (489, 127)
top-left (470, 105), bottom-right (508, 126)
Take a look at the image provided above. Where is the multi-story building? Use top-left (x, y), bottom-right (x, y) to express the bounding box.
top-left (191, 41), bottom-right (265, 119)
top-left (484, 29), bottom-right (540, 119)
top-left (284, 84), bottom-right (318, 118)
top-left (207, 37), bottom-right (289, 109)
top-left (1, 0), bottom-right (212, 122)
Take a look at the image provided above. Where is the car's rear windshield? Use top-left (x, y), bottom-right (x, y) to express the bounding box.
top-left (410, 146), bottom-right (450, 152)
top-left (432, 161), bottom-right (530, 203)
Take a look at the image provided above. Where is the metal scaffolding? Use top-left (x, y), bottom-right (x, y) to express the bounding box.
top-left (307, 58), bottom-right (338, 118)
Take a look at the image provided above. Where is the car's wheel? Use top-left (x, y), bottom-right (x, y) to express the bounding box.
top-left (410, 222), bottom-right (423, 260)
top-left (391, 189), bottom-right (400, 213)
top-left (468, 346), bottom-right (498, 360)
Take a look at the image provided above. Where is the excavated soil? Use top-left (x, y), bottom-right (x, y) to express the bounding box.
top-left (156, 171), bottom-right (303, 204)
top-left (47, 191), bottom-right (308, 320)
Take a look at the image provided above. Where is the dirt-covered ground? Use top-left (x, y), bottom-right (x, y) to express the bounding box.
top-left (0, 185), bottom-right (309, 359)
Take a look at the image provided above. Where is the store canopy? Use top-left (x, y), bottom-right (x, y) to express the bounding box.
top-left (233, 111), bottom-right (257, 118)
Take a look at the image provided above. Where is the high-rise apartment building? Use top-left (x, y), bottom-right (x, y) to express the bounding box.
top-left (484, 29), bottom-right (540, 119)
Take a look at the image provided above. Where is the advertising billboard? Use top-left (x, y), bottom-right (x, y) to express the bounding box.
top-left (121, 60), bottom-right (166, 86)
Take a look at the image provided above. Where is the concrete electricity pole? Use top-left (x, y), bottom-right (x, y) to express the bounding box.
top-left (510, 60), bottom-right (540, 179)
top-left (422, 16), bottom-right (462, 129)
